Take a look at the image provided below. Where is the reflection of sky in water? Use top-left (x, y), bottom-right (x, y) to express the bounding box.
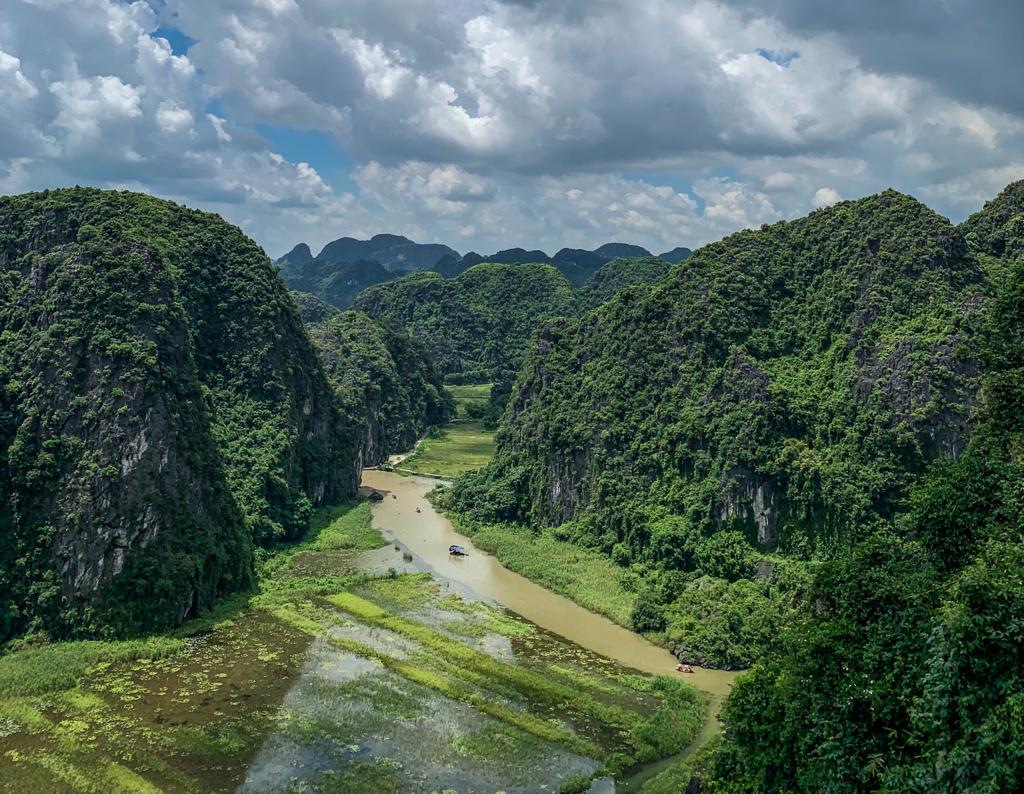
top-left (240, 632), bottom-right (600, 793)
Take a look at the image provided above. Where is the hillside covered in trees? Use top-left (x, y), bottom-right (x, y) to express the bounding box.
top-left (353, 264), bottom-right (579, 382)
top-left (446, 183), bottom-right (1024, 790)
top-left (0, 189), bottom-right (350, 641)
top-left (277, 234), bottom-right (689, 309)
top-left (702, 182), bottom-right (1024, 792)
top-left (352, 257), bottom-right (678, 382)
top-left (0, 189), bottom-right (451, 646)
top-left (307, 310), bottom-right (455, 470)
top-left (455, 189), bottom-right (983, 548)
top-left (280, 256), bottom-right (394, 311)
top-left (578, 256), bottom-right (674, 308)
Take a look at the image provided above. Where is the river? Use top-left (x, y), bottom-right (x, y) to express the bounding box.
top-left (361, 470), bottom-right (738, 750)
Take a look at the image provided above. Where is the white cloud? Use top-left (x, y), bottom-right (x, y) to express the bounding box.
top-left (813, 186), bottom-right (841, 208)
top-left (0, 0), bottom-right (1022, 259)
top-left (207, 114), bottom-right (232, 142)
top-left (50, 75), bottom-right (144, 139)
top-left (155, 100), bottom-right (194, 135)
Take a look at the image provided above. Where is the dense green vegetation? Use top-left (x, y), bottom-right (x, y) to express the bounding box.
top-left (443, 183), bottom-right (1024, 790)
top-left (307, 310), bottom-right (454, 467)
top-left (291, 290), bottom-right (339, 325)
top-left (449, 189), bottom-right (985, 670)
top-left (696, 182), bottom-right (1024, 792)
top-left (399, 421), bottom-right (496, 478)
top-left (0, 188), bottom-right (359, 643)
top-left (578, 256), bottom-right (673, 308)
top-left (352, 257), bottom-right (674, 384)
top-left (280, 256), bottom-right (395, 309)
top-left (354, 264), bottom-right (579, 382)
top-left (446, 383), bottom-right (492, 419)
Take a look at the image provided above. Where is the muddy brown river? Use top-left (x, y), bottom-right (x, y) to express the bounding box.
top-left (361, 470), bottom-right (739, 747)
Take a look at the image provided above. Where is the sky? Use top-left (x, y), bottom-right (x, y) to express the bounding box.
top-left (1, 1), bottom-right (1023, 259)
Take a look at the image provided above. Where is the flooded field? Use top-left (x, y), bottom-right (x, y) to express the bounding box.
top-left (0, 482), bottom-right (718, 792)
top-left (362, 470), bottom-right (738, 737)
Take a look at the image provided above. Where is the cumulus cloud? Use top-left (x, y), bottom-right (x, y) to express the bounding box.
top-left (0, 0), bottom-right (1022, 256)
top-left (813, 187), bottom-right (841, 208)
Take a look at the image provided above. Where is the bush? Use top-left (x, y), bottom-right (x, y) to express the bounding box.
top-left (631, 593), bottom-right (667, 633)
top-left (695, 532), bottom-right (755, 581)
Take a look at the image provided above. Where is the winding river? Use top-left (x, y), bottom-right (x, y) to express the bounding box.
top-left (361, 470), bottom-right (739, 750)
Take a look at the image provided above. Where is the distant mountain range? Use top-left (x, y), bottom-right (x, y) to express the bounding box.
top-left (276, 234), bottom-right (692, 307)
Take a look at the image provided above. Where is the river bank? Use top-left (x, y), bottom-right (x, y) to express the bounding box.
top-left (363, 473), bottom-right (738, 741)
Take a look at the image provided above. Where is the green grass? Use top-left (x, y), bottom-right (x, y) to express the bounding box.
top-left (446, 383), bottom-right (492, 418)
top-left (323, 631), bottom-right (601, 757)
top-left (0, 501), bottom-right (378, 708)
top-left (461, 522), bottom-right (637, 627)
top-left (329, 592), bottom-right (640, 730)
top-left (0, 492), bottom-right (707, 790)
top-left (639, 758), bottom-right (696, 794)
top-left (0, 638), bottom-right (187, 698)
top-left (399, 420), bottom-right (496, 478)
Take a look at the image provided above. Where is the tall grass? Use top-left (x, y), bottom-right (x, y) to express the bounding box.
top-left (464, 522), bottom-right (637, 626)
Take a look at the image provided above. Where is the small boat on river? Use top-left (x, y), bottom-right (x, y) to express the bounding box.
top-left (449, 545), bottom-right (467, 557)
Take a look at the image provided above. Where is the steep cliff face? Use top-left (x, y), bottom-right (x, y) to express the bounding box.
top-left (0, 188), bottom-right (354, 641)
top-left (308, 311), bottom-right (454, 472)
top-left (455, 190), bottom-right (986, 556)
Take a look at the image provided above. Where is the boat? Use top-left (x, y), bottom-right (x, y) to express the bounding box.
top-left (448, 545), bottom-right (467, 557)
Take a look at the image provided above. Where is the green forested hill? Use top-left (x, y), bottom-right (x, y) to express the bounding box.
top-left (578, 255), bottom-right (673, 308)
top-left (0, 188), bottom-right (354, 642)
top-left (308, 311), bottom-right (455, 467)
top-left (456, 190), bottom-right (984, 551)
top-left (292, 290), bottom-right (340, 325)
top-left (443, 189), bottom-right (990, 674)
top-left (353, 264), bottom-right (579, 382)
top-left (280, 256), bottom-right (395, 309)
top-left (443, 183), bottom-right (1024, 790)
top-left (699, 182), bottom-right (1024, 792)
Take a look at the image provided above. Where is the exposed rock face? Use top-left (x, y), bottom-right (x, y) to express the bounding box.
top-left (717, 470), bottom-right (779, 544)
top-left (0, 188), bottom-right (355, 641)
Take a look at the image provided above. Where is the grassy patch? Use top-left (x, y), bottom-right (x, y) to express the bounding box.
top-left (359, 573), bottom-right (435, 610)
top-left (447, 383), bottom-right (492, 418)
top-left (0, 638), bottom-right (186, 698)
top-left (639, 758), bottom-right (696, 794)
top-left (399, 421), bottom-right (495, 478)
top-left (329, 591), bottom-right (640, 732)
top-left (0, 492), bottom-right (707, 790)
top-left (463, 522), bottom-right (637, 627)
top-left (327, 631), bottom-right (601, 757)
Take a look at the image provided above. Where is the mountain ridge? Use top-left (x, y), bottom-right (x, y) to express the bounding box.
top-left (277, 235), bottom-right (687, 304)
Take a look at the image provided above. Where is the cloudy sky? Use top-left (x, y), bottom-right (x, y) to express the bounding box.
top-left (2, 0), bottom-right (1023, 258)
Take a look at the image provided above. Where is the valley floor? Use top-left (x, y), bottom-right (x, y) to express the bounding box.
top-left (396, 420), bottom-right (496, 479)
top-left (0, 489), bottom-right (707, 793)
